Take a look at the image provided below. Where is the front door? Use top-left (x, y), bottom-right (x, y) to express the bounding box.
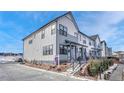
top-left (67, 45), bottom-right (76, 61)
top-left (71, 46), bottom-right (76, 59)
top-left (83, 48), bottom-right (87, 61)
top-left (79, 47), bottom-right (83, 58)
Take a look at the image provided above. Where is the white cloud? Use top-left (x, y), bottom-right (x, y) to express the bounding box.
top-left (78, 12), bottom-right (124, 39)
top-left (77, 12), bottom-right (124, 51)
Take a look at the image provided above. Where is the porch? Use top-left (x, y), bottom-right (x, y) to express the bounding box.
top-left (91, 47), bottom-right (102, 59)
top-left (65, 40), bottom-right (87, 61)
top-left (59, 40), bottom-right (88, 73)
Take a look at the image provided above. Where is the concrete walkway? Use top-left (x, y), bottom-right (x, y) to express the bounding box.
top-left (109, 64), bottom-right (124, 81)
top-left (0, 61), bottom-right (88, 81)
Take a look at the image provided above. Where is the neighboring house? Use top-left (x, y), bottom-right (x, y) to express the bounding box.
top-left (113, 51), bottom-right (124, 62)
top-left (101, 40), bottom-right (107, 57)
top-left (23, 12), bottom-right (112, 65)
top-left (90, 34), bottom-right (102, 58)
top-left (100, 41), bottom-right (112, 57)
top-left (106, 47), bottom-right (112, 57)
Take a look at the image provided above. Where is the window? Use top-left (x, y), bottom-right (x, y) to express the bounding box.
top-left (89, 50), bottom-right (92, 56)
top-left (59, 44), bottom-right (67, 54)
top-left (83, 40), bottom-right (86, 44)
top-left (92, 42), bottom-right (95, 46)
top-left (29, 40), bottom-right (33, 44)
top-left (59, 24), bottom-right (67, 36)
top-left (94, 43), bottom-right (96, 47)
top-left (74, 32), bottom-right (78, 38)
top-left (98, 44), bottom-right (100, 48)
top-left (51, 24), bottom-right (56, 35)
top-left (43, 46), bottom-right (46, 55)
top-left (46, 46), bottom-right (49, 55)
top-left (49, 45), bottom-right (53, 55)
top-left (34, 34), bottom-right (36, 39)
top-left (60, 24), bottom-right (63, 30)
top-left (43, 45), bottom-right (53, 55)
top-left (89, 41), bottom-right (91, 46)
top-left (41, 30), bottom-right (45, 39)
top-left (80, 35), bottom-right (81, 41)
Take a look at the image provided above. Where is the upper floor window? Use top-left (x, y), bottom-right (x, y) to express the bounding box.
top-left (89, 41), bottom-right (91, 46)
top-left (83, 40), bottom-right (86, 44)
top-left (29, 40), bottom-right (33, 45)
top-left (51, 24), bottom-right (56, 35)
top-left (41, 30), bottom-right (45, 39)
top-left (74, 32), bottom-right (78, 38)
top-left (94, 43), bottom-right (96, 47)
top-left (80, 35), bottom-right (82, 41)
top-left (59, 24), bottom-right (67, 36)
top-left (98, 44), bottom-right (100, 48)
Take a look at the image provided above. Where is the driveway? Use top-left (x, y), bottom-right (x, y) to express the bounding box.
top-left (0, 61), bottom-right (84, 81)
top-left (109, 64), bottom-right (124, 81)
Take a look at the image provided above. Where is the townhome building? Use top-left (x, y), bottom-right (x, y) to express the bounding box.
top-left (101, 40), bottom-right (107, 57)
top-left (106, 47), bottom-right (112, 57)
top-left (90, 35), bottom-right (102, 58)
top-left (23, 12), bottom-right (112, 65)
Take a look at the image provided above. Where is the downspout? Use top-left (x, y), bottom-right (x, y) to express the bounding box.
top-left (22, 39), bottom-right (24, 62)
top-left (56, 20), bottom-right (60, 67)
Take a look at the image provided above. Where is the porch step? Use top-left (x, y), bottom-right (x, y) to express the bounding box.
top-left (66, 62), bottom-right (86, 75)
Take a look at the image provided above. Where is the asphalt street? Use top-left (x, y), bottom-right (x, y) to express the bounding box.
top-left (0, 61), bottom-right (81, 81)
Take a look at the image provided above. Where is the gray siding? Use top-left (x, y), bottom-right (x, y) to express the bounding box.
top-left (24, 22), bottom-right (57, 63)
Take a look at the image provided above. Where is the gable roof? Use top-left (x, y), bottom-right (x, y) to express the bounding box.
top-left (90, 35), bottom-right (98, 40)
top-left (22, 11), bottom-right (97, 41)
top-left (66, 12), bottom-right (80, 32)
top-left (90, 34), bottom-right (100, 41)
top-left (78, 31), bottom-right (94, 41)
top-left (101, 40), bottom-right (106, 43)
top-left (101, 40), bottom-right (107, 46)
top-left (65, 12), bottom-right (94, 41)
top-left (23, 11), bottom-right (80, 41)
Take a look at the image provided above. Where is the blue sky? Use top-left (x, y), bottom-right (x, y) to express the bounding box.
top-left (0, 11), bottom-right (124, 53)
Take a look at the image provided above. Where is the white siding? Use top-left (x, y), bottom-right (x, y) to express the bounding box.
top-left (101, 42), bottom-right (106, 57)
top-left (95, 37), bottom-right (102, 57)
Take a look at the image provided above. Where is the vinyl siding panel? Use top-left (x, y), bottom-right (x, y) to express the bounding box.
top-left (23, 22), bottom-right (56, 63)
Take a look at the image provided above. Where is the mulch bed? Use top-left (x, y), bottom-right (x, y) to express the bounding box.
top-left (74, 59), bottom-right (121, 80)
top-left (24, 62), bottom-right (70, 72)
top-left (74, 65), bottom-right (98, 80)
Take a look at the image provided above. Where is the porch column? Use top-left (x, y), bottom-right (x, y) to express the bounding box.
top-left (70, 43), bottom-right (71, 62)
top-left (82, 46), bottom-right (83, 58)
top-left (75, 45), bottom-right (77, 60)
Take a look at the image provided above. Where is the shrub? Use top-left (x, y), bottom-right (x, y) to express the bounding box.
top-left (108, 59), bottom-right (113, 66)
top-left (87, 58), bottom-right (113, 77)
top-left (102, 59), bottom-right (109, 71)
top-left (87, 59), bottom-right (101, 77)
top-left (104, 73), bottom-right (110, 80)
top-left (100, 58), bottom-right (112, 71)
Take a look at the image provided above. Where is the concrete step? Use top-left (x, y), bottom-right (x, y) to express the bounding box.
top-left (66, 63), bottom-right (86, 75)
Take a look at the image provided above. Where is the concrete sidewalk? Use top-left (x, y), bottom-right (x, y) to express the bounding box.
top-left (109, 64), bottom-right (124, 81)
